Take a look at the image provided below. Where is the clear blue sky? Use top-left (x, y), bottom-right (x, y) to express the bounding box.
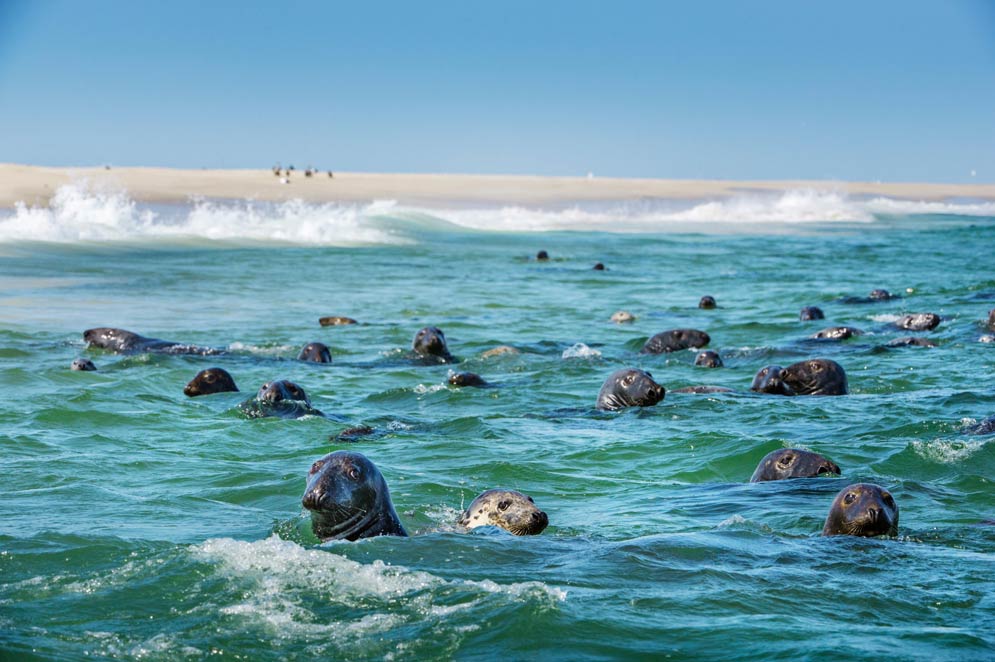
top-left (1, 0), bottom-right (993, 182)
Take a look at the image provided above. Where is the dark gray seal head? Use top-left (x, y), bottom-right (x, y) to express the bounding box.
top-left (750, 448), bottom-right (841, 482)
top-left (750, 365), bottom-right (793, 395)
top-left (698, 295), bottom-right (717, 309)
top-left (811, 326), bottom-right (864, 341)
top-left (449, 371), bottom-right (487, 387)
top-left (184, 367), bottom-right (239, 397)
top-left (640, 328), bottom-right (710, 354)
top-left (71, 358), bottom-right (96, 371)
top-left (239, 379), bottom-right (323, 418)
top-left (964, 415), bottom-right (995, 435)
top-left (457, 489), bottom-right (548, 535)
top-left (298, 342), bottom-right (332, 363)
top-left (781, 358), bottom-right (848, 395)
top-left (822, 483), bottom-right (898, 537)
top-left (886, 336), bottom-right (937, 348)
top-left (318, 316), bottom-right (358, 326)
top-left (694, 350), bottom-right (723, 368)
top-left (302, 451), bottom-right (408, 541)
top-left (895, 313), bottom-right (940, 331)
top-left (83, 327), bottom-right (222, 355)
top-left (596, 368), bottom-right (665, 411)
top-left (412, 326), bottom-right (455, 363)
top-left (593, 262), bottom-right (606, 271)
top-left (800, 306), bottom-right (825, 320)
top-left (536, 250), bottom-right (549, 261)
top-left (869, 289), bottom-right (894, 300)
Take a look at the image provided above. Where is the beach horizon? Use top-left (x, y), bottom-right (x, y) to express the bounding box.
top-left (3, 162), bottom-right (995, 209)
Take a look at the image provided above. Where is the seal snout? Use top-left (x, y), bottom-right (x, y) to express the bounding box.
top-left (302, 487), bottom-right (324, 511)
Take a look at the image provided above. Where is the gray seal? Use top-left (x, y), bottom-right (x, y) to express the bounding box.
top-left (238, 379), bottom-right (323, 418)
top-left (886, 336), bottom-right (936, 348)
top-left (811, 326), bottom-right (863, 341)
top-left (457, 489), bottom-right (548, 535)
top-left (596, 368), bottom-right (665, 411)
top-left (799, 306), bottom-right (825, 320)
top-left (184, 367), bottom-right (239, 397)
top-left (750, 365), bottom-right (792, 395)
top-left (302, 451), bottom-right (408, 541)
top-left (71, 358), bottom-right (96, 371)
top-left (298, 342), bottom-right (332, 363)
top-left (83, 327), bottom-right (222, 355)
top-left (964, 415), bottom-right (995, 435)
top-left (412, 326), bottom-right (455, 363)
top-left (750, 448), bottom-right (840, 482)
top-left (822, 483), bottom-right (899, 537)
top-left (698, 295), bottom-right (717, 309)
top-left (694, 350), bottom-right (723, 368)
top-left (449, 371), bottom-right (487, 387)
top-left (895, 313), bottom-right (940, 331)
top-left (318, 316), bottom-right (358, 326)
top-left (782, 358), bottom-right (848, 395)
top-left (640, 328), bottom-right (710, 354)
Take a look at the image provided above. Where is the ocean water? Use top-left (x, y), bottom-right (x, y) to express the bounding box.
top-left (1, 183), bottom-right (994, 661)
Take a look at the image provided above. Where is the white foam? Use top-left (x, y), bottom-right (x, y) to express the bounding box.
top-left (869, 313), bottom-right (902, 323)
top-left (911, 438), bottom-right (986, 464)
top-left (562, 343), bottom-right (602, 359)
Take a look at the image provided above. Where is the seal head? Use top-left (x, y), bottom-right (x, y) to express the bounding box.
top-left (71, 358), bottom-right (97, 371)
top-left (302, 451), bottom-right (408, 541)
top-left (750, 365), bottom-right (793, 395)
top-left (799, 306), bottom-right (825, 320)
top-left (781, 358), bottom-right (848, 395)
top-left (184, 367), bottom-right (239, 397)
top-left (895, 313), bottom-right (940, 331)
top-left (239, 379), bottom-right (323, 418)
top-left (412, 326), bottom-right (455, 363)
top-left (694, 350), bottom-right (723, 368)
top-left (822, 483), bottom-right (899, 537)
top-left (811, 326), bottom-right (863, 341)
top-left (449, 371), bottom-right (487, 387)
top-left (640, 328), bottom-right (710, 354)
top-left (298, 342), bottom-right (332, 363)
top-left (596, 368), bottom-right (665, 411)
top-left (750, 448), bottom-right (840, 482)
top-left (457, 489), bottom-right (548, 535)
top-left (698, 295), bottom-right (717, 309)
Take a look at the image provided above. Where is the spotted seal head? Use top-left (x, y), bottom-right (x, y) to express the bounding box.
top-left (694, 350), bottom-right (723, 368)
top-left (239, 379), bottom-right (323, 418)
top-left (640, 328), bottom-right (710, 354)
top-left (83, 327), bottom-right (222, 355)
top-left (869, 289), bottom-right (895, 300)
top-left (750, 365), bottom-right (792, 395)
top-left (811, 326), bottom-right (864, 341)
top-left (698, 295), bottom-right (717, 309)
top-left (318, 316), bottom-right (358, 326)
top-left (184, 367), bottom-right (239, 397)
top-left (298, 342), bottom-right (332, 363)
top-left (895, 313), bottom-right (940, 331)
top-left (412, 326), bottom-right (455, 363)
top-left (799, 306), bottom-right (825, 320)
top-left (449, 371), bottom-right (487, 387)
top-left (457, 489), bottom-right (548, 535)
top-left (302, 451), bottom-right (408, 541)
top-left (750, 448), bottom-right (841, 482)
top-left (71, 358), bottom-right (97, 371)
top-left (781, 359), bottom-right (848, 396)
top-left (596, 368), bottom-right (665, 411)
top-left (822, 483), bottom-right (899, 537)
top-left (611, 310), bottom-right (636, 324)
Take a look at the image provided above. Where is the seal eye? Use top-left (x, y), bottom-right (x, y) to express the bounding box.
top-left (498, 499), bottom-right (511, 511)
top-left (622, 375), bottom-right (634, 386)
top-left (261, 382), bottom-right (270, 390)
top-left (810, 362), bottom-right (823, 372)
top-left (761, 368), bottom-right (768, 376)
top-left (309, 460), bottom-right (324, 474)
top-left (843, 492), bottom-right (856, 505)
top-left (347, 466), bottom-right (361, 481)
top-left (777, 454), bottom-right (794, 466)
top-left (882, 493), bottom-right (895, 508)
top-left (205, 374), bottom-right (216, 383)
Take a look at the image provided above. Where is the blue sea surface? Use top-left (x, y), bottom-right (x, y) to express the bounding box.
top-left (1, 188), bottom-right (994, 660)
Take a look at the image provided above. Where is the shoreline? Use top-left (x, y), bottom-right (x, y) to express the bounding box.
top-left (3, 163), bottom-right (995, 209)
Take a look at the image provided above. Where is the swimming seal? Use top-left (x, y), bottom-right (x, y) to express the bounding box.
top-left (298, 342), bottom-right (332, 363)
top-left (964, 415), bottom-right (995, 435)
top-left (71, 358), bottom-right (96, 371)
top-left (302, 451), bottom-right (408, 541)
top-left (184, 367), bottom-right (239, 397)
top-left (593, 262), bottom-right (606, 271)
top-left (640, 328), bottom-right (710, 354)
top-left (318, 316), bottom-right (358, 326)
top-left (886, 336), bottom-right (937, 348)
top-left (822, 483), bottom-right (898, 537)
top-left (611, 311), bottom-right (635, 323)
top-left (799, 306), bottom-right (825, 320)
top-left (481, 345), bottom-right (519, 358)
top-left (699, 295), bottom-right (717, 309)
top-left (412, 326), bottom-right (455, 363)
top-left (83, 327), bottom-right (222, 355)
top-left (895, 313), bottom-right (940, 331)
top-left (694, 350), bottom-right (723, 368)
top-left (449, 371), bottom-right (487, 387)
top-left (596, 368), bottom-right (665, 411)
top-left (457, 489), bottom-right (548, 535)
top-left (536, 250), bottom-right (549, 261)
top-left (781, 358), bottom-right (848, 396)
top-left (869, 289), bottom-right (894, 300)
top-left (750, 365), bottom-right (792, 395)
top-left (238, 379), bottom-right (323, 418)
top-left (811, 326), bottom-right (864, 341)
top-left (750, 448), bottom-right (840, 482)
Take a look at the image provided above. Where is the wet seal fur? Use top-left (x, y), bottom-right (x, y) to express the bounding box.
top-left (302, 451), bottom-right (408, 541)
top-left (449, 371), bottom-right (488, 387)
top-left (781, 359), bottom-right (848, 396)
top-left (640, 328), bottom-right (710, 354)
top-left (596, 368), bottom-right (665, 411)
top-left (750, 365), bottom-right (791, 395)
top-left (412, 326), bottom-right (455, 363)
top-left (886, 336), bottom-right (937, 348)
top-left (750, 448), bottom-right (840, 482)
top-left (83, 327), bottom-right (223, 355)
top-left (964, 415), bottom-right (995, 435)
top-left (694, 350), bottom-right (723, 368)
top-left (238, 379), bottom-right (323, 418)
top-left (895, 313), bottom-right (940, 331)
top-left (318, 316), bottom-right (358, 326)
top-left (298, 342), bottom-right (332, 363)
top-left (811, 326), bottom-right (863, 341)
top-left (611, 310), bottom-right (636, 323)
top-left (71, 358), bottom-right (97, 371)
top-left (799, 306), bottom-right (825, 320)
top-left (457, 489), bottom-right (548, 535)
top-left (184, 367), bottom-right (239, 397)
top-left (822, 483), bottom-right (898, 537)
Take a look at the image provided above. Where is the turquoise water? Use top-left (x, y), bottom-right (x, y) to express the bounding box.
top-left (2, 190), bottom-right (995, 660)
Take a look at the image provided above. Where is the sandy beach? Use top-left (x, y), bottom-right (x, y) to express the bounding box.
top-left (2, 163), bottom-right (994, 209)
